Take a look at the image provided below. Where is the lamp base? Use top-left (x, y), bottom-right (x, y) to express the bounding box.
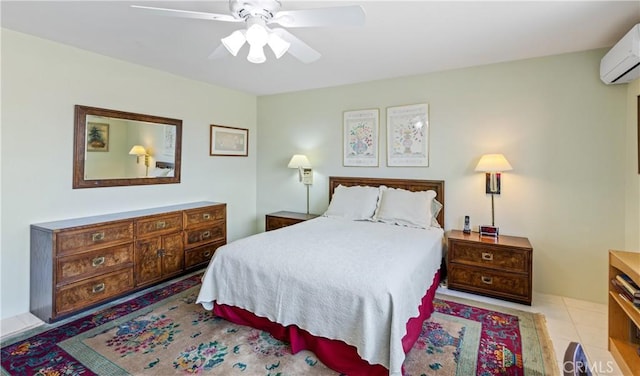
top-left (479, 225), bottom-right (499, 238)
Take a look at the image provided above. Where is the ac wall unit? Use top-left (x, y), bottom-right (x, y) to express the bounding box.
top-left (600, 23), bottom-right (640, 84)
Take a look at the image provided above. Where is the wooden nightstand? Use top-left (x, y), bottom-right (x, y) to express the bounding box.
top-left (446, 230), bottom-right (533, 305)
top-left (265, 211), bottom-right (320, 231)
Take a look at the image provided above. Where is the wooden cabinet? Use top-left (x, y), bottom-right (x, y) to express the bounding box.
top-left (30, 201), bottom-right (225, 322)
top-left (608, 250), bottom-right (640, 376)
top-left (447, 230), bottom-right (533, 305)
top-left (265, 211), bottom-right (320, 231)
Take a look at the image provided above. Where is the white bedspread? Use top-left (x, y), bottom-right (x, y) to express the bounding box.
top-left (196, 217), bottom-right (443, 375)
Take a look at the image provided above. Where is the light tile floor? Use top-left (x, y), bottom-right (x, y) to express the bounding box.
top-left (0, 287), bottom-right (627, 375)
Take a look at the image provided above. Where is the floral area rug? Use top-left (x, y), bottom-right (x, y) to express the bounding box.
top-left (1, 274), bottom-right (557, 375)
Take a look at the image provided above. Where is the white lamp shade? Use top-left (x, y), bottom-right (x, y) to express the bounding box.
top-left (247, 44), bottom-right (266, 64)
top-left (221, 30), bottom-right (246, 56)
top-left (128, 145), bottom-right (147, 156)
top-left (245, 22), bottom-right (269, 47)
top-left (267, 32), bottom-right (290, 59)
top-left (475, 154), bottom-right (513, 172)
top-left (288, 154), bottom-right (311, 168)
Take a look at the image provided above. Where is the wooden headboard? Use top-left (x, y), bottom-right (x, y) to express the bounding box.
top-left (328, 176), bottom-right (445, 228)
top-left (155, 161), bottom-right (174, 169)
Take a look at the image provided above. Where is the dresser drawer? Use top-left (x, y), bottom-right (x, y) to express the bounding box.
top-left (135, 213), bottom-right (182, 238)
top-left (448, 264), bottom-right (530, 302)
top-left (55, 268), bottom-right (134, 317)
top-left (56, 221), bottom-right (134, 256)
top-left (184, 205), bottom-right (225, 228)
top-left (184, 224), bottom-right (226, 249)
top-left (185, 241), bottom-right (225, 269)
top-left (449, 241), bottom-right (529, 273)
top-left (57, 244), bottom-right (133, 286)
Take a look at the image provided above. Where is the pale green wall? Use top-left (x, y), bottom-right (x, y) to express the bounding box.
top-left (0, 30), bottom-right (258, 320)
top-left (257, 49), bottom-right (630, 304)
top-left (625, 79), bottom-right (640, 252)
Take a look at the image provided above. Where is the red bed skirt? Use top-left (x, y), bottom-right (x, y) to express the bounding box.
top-left (213, 269), bottom-right (441, 376)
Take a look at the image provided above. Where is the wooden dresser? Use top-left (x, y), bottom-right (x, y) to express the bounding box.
top-left (30, 201), bottom-right (226, 322)
top-left (447, 230), bottom-right (533, 305)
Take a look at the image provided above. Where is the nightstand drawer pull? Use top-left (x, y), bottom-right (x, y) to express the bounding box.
top-left (481, 252), bottom-right (494, 261)
top-left (92, 232), bottom-right (105, 242)
top-left (92, 283), bottom-right (105, 293)
top-left (92, 256), bottom-right (105, 267)
top-left (155, 221), bottom-right (166, 229)
top-left (481, 276), bottom-right (493, 285)
top-left (202, 231), bottom-right (211, 239)
top-left (203, 250), bottom-right (212, 258)
top-left (202, 213), bottom-right (211, 220)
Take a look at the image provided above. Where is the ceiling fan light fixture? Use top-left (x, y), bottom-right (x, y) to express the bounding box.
top-left (247, 43), bottom-right (267, 64)
top-left (245, 20), bottom-right (269, 47)
top-left (267, 32), bottom-right (290, 59)
top-left (221, 30), bottom-right (246, 56)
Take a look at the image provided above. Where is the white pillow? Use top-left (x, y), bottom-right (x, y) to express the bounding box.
top-left (431, 199), bottom-right (443, 228)
top-left (149, 167), bottom-right (171, 177)
top-left (324, 185), bottom-right (381, 220)
top-left (374, 187), bottom-right (436, 229)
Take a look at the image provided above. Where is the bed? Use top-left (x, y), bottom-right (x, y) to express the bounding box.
top-left (196, 176), bottom-right (445, 376)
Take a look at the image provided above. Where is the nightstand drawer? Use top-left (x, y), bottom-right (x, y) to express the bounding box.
top-left (266, 216), bottom-right (303, 230)
top-left (448, 264), bottom-right (530, 303)
top-left (449, 242), bottom-right (529, 273)
top-left (265, 211), bottom-right (320, 231)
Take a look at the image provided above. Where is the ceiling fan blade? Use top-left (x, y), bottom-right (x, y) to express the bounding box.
top-left (270, 5), bottom-right (365, 28)
top-left (131, 5), bottom-right (241, 23)
top-left (271, 28), bottom-right (321, 64)
top-left (208, 44), bottom-right (231, 60)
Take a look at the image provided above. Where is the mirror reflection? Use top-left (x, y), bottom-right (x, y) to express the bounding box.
top-left (73, 105), bottom-right (182, 188)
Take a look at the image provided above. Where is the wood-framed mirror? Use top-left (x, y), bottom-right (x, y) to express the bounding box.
top-left (73, 105), bottom-right (182, 188)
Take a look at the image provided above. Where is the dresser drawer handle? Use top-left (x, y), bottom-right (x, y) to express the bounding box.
top-left (481, 252), bottom-right (493, 261)
top-left (202, 213), bottom-right (211, 220)
top-left (201, 231), bottom-right (211, 239)
top-left (481, 276), bottom-right (493, 285)
top-left (92, 283), bottom-right (105, 293)
top-left (156, 221), bottom-right (166, 229)
top-left (203, 250), bottom-right (212, 258)
top-left (92, 232), bottom-right (105, 242)
top-left (92, 256), bottom-right (105, 267)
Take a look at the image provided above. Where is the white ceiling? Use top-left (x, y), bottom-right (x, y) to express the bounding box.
top-left (2, 1), bottom-right (639, 96)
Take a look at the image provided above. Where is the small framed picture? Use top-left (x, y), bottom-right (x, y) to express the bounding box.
top-left (210, 124), bottom-right (248, 157)
top-left (386, 103), bottom-right (429, 167)
top-left (343, 108), bottom-right (379, 167)
top-left (86, 122), bottom-right (109, 152)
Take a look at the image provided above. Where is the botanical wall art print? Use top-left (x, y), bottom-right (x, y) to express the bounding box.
top-left (386, 103), bottom-right (429, 167)
top-left (163, 125), bottom-right (176, 157)
top-left (210, 124), bottom-right (248, 157)
top-left (343, 108), bottom-right (379, 167)
top-left (86, 122), bottom-right (109, 152)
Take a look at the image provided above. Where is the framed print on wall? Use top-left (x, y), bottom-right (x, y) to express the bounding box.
top-left (86, 122), bottom-right (109, 152)
top-left (343, 108), bottom-right (379, 166)
top-left (386, 103), bottom-right (429, 167)
top-left (210, 124), bottom-right (248, 157)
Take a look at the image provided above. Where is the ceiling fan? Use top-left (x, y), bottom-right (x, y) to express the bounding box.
top-left (131, 0), bottom-right (366, 64)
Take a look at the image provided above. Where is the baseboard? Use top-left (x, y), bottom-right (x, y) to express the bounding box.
top-left (0, 312), bottom-right (44, 341)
